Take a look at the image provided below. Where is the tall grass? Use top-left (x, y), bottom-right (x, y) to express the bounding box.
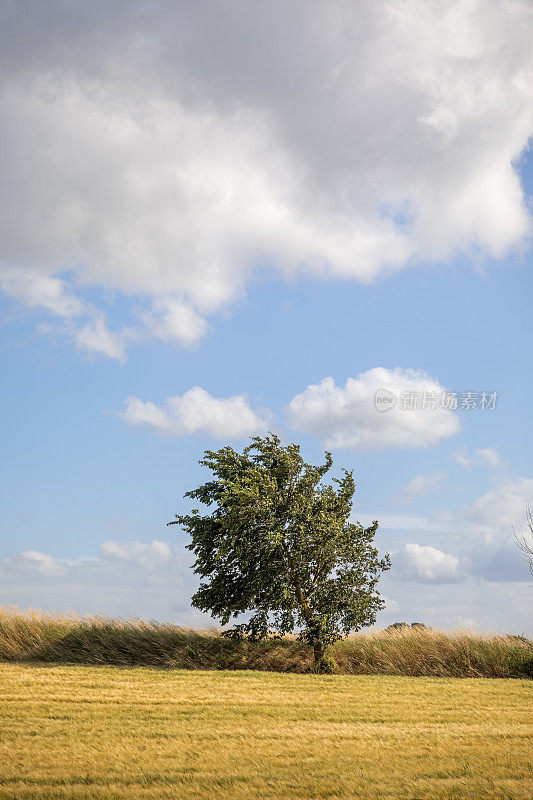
top-left (0, 605), bottom-right (531, 677)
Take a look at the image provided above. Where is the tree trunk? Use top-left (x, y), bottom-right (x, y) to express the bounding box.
top-left (313, 641), bottom-right (325, 665)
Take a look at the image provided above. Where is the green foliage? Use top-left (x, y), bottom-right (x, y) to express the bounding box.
top-left (313, 653), bottom-right (338, 674)
top-left (169, 434), bottom-right (390, 661)
top-left (386, 622), bottom-right (428, 631)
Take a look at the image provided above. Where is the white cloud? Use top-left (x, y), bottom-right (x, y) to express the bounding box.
top-left (0, 0), bottom-right (532, 353)
top-left (395, 543), bottom-right (461, 583)
top-left (121, 386), bottom-right (269, 439)
top-left (0, 265), bottom-right (210, 359)
top-left (140, 298), bottom-right (209, 348)
top-left (286, 367), bottom-right (460, 450)
top-left (374, 476), bottom-right (533, 584)
top-left (0, 266), bottom-right (130, 361)
top-left (73, 313), bottom-right (129, 363)
top-left (0, 267), bottom-right (86, 318)
top-left (438, 476), bottom-right (533, 539)
top-left (0, 550), bottom-right (65, 578)
top-left (450, 450), bottom-right (474, 470)
top-left (451, 446), bottom-right (503, 470)
top-left (476, 447), bottom-right (502, 467)
top-left (395, 472), bottom-right (446, 504)
top-left (100, 540), bottom-right (174, 570)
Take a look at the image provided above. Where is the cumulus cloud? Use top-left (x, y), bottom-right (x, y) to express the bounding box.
top-left (286, 367), bottom-right (460, 450)
top-left (394, 543), bottom-right (462, 583)
top-left (395, 472), bottom-right (446, 504)
top-left (0, 0), bottom-right (532, 355)
top-left (121, 386), bottom-right (269, 439)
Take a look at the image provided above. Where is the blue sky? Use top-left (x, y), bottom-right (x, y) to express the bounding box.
top-left (1, 0), bottom-right (532, 633)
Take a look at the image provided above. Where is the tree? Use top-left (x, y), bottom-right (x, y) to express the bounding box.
top-left (515, 504), bottom-right (533, 576)
top-left (385, 622), bottom-right (427, 631)
top-left (169, 433), bottom-right (390, 671)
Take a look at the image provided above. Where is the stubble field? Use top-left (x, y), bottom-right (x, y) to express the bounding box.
top-left (0, 663), bottom-right (531, 800)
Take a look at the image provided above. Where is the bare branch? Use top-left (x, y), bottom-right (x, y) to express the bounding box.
top-left (514, 503), bottom-right (533, 576)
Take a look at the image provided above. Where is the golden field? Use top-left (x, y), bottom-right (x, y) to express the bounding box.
top-left (0, 663), bottom-right (531, 800)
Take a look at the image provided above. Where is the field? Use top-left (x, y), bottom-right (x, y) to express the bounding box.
top-left (0, 663), bottom-right (531, 800)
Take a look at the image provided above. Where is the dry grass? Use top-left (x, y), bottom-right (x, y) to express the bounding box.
top-left (0, 606), bottom-right (531, 678)
top-left (0, 663), bottom-right (531, 799)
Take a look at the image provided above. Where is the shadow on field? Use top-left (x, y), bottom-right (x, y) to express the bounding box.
top-left (31, 624), bottom-right (313, 672)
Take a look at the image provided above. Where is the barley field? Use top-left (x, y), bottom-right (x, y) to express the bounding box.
top-left (0, 663), bottom-right (531, 800)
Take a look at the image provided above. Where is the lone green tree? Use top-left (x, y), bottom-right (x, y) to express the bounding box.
top-left (169, 434), bottom-right (390, 670)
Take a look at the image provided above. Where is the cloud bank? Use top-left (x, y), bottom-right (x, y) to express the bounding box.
top-left (1, 526), bottom-right (531, 633)
top-left (365, 475), bottom-right (533, 589)
top-left (1, 0), bottom-right (532, 357)
top-left (0, 540), bottom-right (206, 623)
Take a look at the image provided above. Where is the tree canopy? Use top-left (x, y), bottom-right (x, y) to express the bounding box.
top-left (169, 434), bottom-right (390, 669)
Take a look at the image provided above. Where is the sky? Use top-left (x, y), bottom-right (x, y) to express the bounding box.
top-left (0, 0), bottom-right (532, 634)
